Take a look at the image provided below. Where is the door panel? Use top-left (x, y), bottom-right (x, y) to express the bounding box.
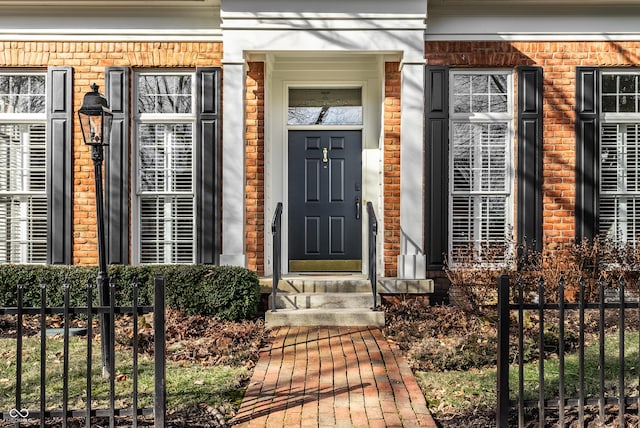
top-left (289, 130), bottom-right (362, 271)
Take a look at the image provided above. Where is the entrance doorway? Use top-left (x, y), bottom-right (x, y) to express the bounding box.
top-left (288, 130), bottom-right (362, 272)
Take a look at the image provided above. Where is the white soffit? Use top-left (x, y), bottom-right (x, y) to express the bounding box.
top-left (0, 4), bottom-right (221, 40)
top-left (426, 4), bottom-right (640, 40)
top-left (221, 0), bottom-right (427, 62)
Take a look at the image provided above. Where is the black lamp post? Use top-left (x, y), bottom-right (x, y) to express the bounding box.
top-left (78, 83), bottom-right (113, 377)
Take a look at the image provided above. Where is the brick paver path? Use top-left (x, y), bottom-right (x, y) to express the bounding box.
top-left (232, 326), bottom-right (437, 427)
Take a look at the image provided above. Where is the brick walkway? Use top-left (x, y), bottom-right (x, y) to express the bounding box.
top-left (232, 326), bottom-right (437, 427)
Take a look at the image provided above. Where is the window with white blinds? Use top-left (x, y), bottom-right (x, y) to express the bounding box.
top-left (599, 71), bottom-right (640, 244)
top-left (599, 123), bottom-right (640, 242)
top-left (135, 73), bottom-right (195, 264)
top-left (449, 70), bottom-right (513, 262)
top-left (0, 73), bottom-right (47, 264)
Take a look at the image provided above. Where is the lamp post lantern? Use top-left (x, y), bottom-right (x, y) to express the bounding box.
top-left (78, 83), bottom-right (113, 377)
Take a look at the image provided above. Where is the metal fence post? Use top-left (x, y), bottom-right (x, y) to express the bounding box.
top-left (497, 274), bottom-right (511, 428)
top-left (154, 275), bottom-right (166, 427)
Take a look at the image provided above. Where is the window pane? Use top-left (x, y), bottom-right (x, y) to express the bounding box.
top-left (288, 88), bottom-right (362, 125)
top-left (452, 73), bottom-right (509, 114)
top-left (452, 122), bottom-right (508, 193)
top-left (471, 94), bottom-right (488, 113)
top-left (599, 123), bottom-right (640, 244)
top-left (620, 75), bottom-right (636, 93)
top-left (601, 74), bottom-right (640, 113)
top-left (0, 75), bottom-right (46, 114)
top-left (627, 125), bottom-right (640, 192)
top-left (0, 121), bottom-right (46, 264)
top-left (620, 95), bottom-right (636, 113)
top-left (490, 94), bottom-right (508, 113)
top-left (453, 74), bottom-right (472, 113)
top-left (602, 95), bottom-right (617, 113)
top-left (139, 196), bottom-right (194, 264)
top-left (0, 124), bottom-right (46, 193)
top-left (471, 75), bottom-right (488, 93)
top-left (138, 75), bottom-right (192, 114)
top-left (449, 70), bottom-right (512, 264)
top-left (0, 195), bottom-right (47, 263)
top-left (451, 195), bottom-right (508, 262)
top-left (602, 74), bottom-right (617, 94)
top-left (138, 123), bottom-right (193, 193)
top-left (599, 196), bottom-right (640, 243)
top-left (135, 71), bottom-right (196, 264)
top-left (600, 124), bottom-right (620, 193)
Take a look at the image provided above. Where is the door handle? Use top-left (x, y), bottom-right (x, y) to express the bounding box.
top-left (355, 196), bottom-right (361, 220)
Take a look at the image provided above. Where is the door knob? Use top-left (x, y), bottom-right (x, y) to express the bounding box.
top-left (355, 196), bottom-right (361, 220)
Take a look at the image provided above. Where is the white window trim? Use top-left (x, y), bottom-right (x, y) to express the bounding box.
top-left (0, 71), bottom-right (47, 264)
top-left (132, 70), bottom-right (197, 264)
top-left (447, 69), bottom-right (515, 262)
top-left (599, 71), bottom-right (640, 244)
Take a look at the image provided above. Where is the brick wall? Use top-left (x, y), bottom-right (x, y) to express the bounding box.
top-left (245, 62), bottom-right (265, 274)
top-left (425, 41), bottom-right (640, 248)
top-left (0, 41), bottom-right (222, 266)
top-left (8, 39), bottom-right (624, 272)
top-left (384, 62), bottom-right (401, 277)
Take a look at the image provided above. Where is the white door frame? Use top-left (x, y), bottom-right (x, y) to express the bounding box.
top-left (264, 54), bottom-right (384, 276)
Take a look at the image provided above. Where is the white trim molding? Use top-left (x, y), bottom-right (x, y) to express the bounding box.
top-left (0, 29), bottom-right (222, 42)
top-left (0, 5), bottom-right (221, 41)
top-left (426, 9), bottom-right (640, 41)
top-left (0, 0), bottom-right (218, 5)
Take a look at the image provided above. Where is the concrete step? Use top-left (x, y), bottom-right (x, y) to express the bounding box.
top-left (270, 292), bottom-right (380, 310)
top-left (260, 277), bottom-right (435, 294)
top-left (258, 275), bottom-right (432, 328)
top-left (265, 308), bottom-right (385, 328)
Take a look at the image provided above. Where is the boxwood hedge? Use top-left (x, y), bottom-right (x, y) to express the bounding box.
top-left (0, 264), bottom-right (260, 322)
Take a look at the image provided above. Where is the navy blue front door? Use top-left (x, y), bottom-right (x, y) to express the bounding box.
top-left (288, 130), bottom-right (362, 271)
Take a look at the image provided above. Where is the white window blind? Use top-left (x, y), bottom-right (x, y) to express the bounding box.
top-left (0, 123), bottom-right (47, 263)
top-left (449, 70), bottom-right (513, 263)
top-left (135, 72), bottom-right (195, 264)
top-left (599, 123), bottom-right (640, 242)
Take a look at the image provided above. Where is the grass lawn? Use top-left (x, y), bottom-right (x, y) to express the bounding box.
top-left (416, 331), bottom-right (640, 413)
top-left (0, 335), bottom-right (249, 415)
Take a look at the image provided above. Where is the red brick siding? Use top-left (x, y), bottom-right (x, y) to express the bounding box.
top-left (425, 41), bottom-right (640, 248)
top-left (384, 62), bottom-right (401, 277)
top-left (245, 62), bottom-right (265, 274)
top-left (0, 41), bottom-right (222, 266)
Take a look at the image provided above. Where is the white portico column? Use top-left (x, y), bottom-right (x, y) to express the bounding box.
top-left (397, 60), bottom-right (427, 279)
top-left (220, 59), bottom-right (247, 267)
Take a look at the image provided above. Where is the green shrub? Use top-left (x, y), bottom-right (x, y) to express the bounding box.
top-left (0, 264), bottom-right (260, 321)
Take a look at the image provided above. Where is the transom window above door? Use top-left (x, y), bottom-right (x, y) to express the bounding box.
top-left (288, 88), bottom-right (362, 125)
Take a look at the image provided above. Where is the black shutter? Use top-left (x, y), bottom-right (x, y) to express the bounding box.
top-left (517, 66), bottom-right (544, 253)
top-left (47, 67), bottom-right (73, 265)
top-left (195, 67), bottom-right (222, 264)
top-left (425, 66), bottom-right (449, 270)
top-left (105, 67), bottom-right (130, 264)
top-left (575, 67), bottom-right (600, 241)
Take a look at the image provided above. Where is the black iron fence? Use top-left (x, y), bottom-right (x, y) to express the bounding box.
top-left (0, 276), bottom-right (166, 428)
top-left (497, 274), bottom-right (640, 427)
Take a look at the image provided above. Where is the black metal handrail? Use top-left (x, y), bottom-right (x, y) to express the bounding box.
top-left (271, 202), bottom-right (283, 313)
top-left (366, 202), bottom-right (378, 310)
